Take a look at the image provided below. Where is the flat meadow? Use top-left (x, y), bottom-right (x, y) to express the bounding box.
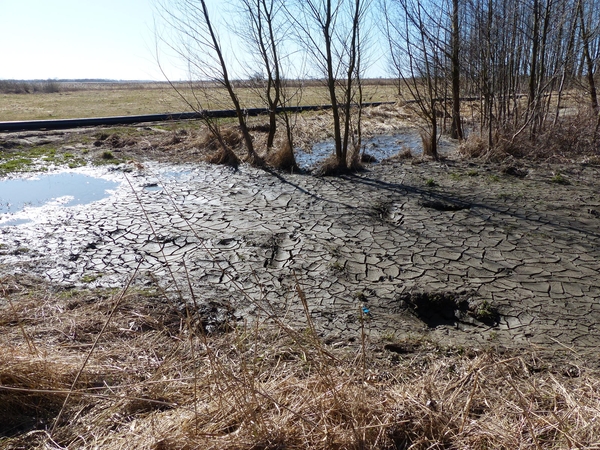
top-left (0, 80), bottom-right (399, 121)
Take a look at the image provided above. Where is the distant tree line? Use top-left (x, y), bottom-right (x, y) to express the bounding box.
top-left (157, 0), bottom-right (600, 168)
top-left (0, 79), bottom-right (61, 94)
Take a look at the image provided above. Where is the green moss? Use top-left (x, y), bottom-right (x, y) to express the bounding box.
top-left (81, 273), bottom-right (103, 283)
top-left (0, 145), bottom-right (89, 175)
top-left (0, 157), bottom-right (33, 173)
top-left (551, 173), bottom-right (570, 185)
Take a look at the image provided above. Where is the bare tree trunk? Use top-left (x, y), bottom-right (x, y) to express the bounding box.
top-left (450, 0), bottom-right (463, 140)
top-left (197, 0), bottom-right (260, 163)
top-left (578, 0), bottom-right (599, 111)
top-left (246, 0), bottom-right (282, 149)
top-left (342, 0), bottom-right (362, 167)
top-left (528, 0), bottom-right (541, 137)
top-left (325, 8), bottom-right (345, 167)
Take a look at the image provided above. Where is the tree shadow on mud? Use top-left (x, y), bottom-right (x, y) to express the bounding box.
top-left (342, 172), bottom-right (600, 247)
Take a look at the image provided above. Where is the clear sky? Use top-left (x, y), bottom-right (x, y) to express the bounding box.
top-left (0, 0), bottom-right (178, 80)
top-left (0, 0), bottom-right (387, 81)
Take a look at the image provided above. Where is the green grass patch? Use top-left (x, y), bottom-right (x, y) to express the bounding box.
top-left (0, 146), bottom-right (88, 175)
top-left (81, 273), bottom-right (103, 284)
top-left (551, 173), bottom-right (570, 185)
top-left (93, 150), bottom-right (122, 166)
top-left (0, 157), bottom-right (34, 174)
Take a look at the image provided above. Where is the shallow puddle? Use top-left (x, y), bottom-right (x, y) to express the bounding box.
top-left (296, 131), bottom-right (455, 169)
top-left (0, 172), bottom-right (120, 227)
top-left (296, 132), bottom-right (422, 169)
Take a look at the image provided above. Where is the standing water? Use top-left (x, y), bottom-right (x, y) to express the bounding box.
top-left (294, 130), bottom-right (452, 170)
top-left (0, 172), bottom-right (120, 227)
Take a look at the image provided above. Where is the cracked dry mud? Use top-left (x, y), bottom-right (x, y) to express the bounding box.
top-left (1, 158), bottom-right (599, 358)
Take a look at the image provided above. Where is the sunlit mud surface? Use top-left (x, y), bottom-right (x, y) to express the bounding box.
top-left (1, 147), bottom-right (599, 360)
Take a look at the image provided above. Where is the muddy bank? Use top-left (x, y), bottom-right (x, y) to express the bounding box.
top-left (1, 151), bottom-right (599, 358)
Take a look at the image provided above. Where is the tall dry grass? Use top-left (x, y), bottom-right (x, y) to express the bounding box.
top-left (2, 270), bottom-right (600, 449)
top-left (459, 110), bottom-right (600, 163)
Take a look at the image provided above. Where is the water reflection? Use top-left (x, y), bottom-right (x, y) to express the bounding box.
top-left (295, 131), bottom-right (424, 169)
top-left (0, 172), bottom-right (120, 227)
top-left (295, 131), bottom-right (455, 170)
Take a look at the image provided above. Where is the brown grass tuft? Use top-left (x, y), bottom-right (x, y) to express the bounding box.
top-left (267, 141), bottom-right (298, 172)
top-left (207, 146), bottom-right (241, 167)
top-left (313, 154), bottom-right (348, 176)
top-left (314, 146), bottom-right (364, 176)
top-left (459, 134), bottom-right (488, 159)
top-left (202, 129), bottom-right (242, 167)
top-left (199, 128), bottom-right (243, 152)
top-left (420, 130), bottom-right (437, 159)
top-left (384, 146), bottom-right (413, 164)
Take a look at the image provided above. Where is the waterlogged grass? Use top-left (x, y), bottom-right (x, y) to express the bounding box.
top-left (0, 157), bottom-right (34, 174)
top-left (0, 146), bottom-right (87, 176)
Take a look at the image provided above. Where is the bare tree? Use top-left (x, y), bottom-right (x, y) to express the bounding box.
top-left (285, 0), bottom-right (370, 171)
top-left (450, 0), bottom-right (464, 140)
top-left (156, 0), bottom-right (262, 164)
top-left (237, 0), bottom-right (286, 149)
top-left (383, 0), bottom-right (449, 158)
top-left (577, 0), bottom-right (599, 112)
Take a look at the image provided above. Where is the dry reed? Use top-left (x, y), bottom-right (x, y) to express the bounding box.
top-left (267, 141), bottom-right (298, 172)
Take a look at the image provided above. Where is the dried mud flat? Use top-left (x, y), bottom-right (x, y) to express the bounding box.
top-left (2, 132), bottom-right (600, 362)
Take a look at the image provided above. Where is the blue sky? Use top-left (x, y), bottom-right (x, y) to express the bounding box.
top-left (0, 0), bottom-right (180, 80)
top-left (0, 0), bottom-right (388, 81)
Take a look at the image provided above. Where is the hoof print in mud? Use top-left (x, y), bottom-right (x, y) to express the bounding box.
top-left (419, 199), bottom-right (470, 211)
top-left (398, 290), bottom-right (500, 328)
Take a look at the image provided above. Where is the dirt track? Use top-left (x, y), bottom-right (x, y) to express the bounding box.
top-left (2, 150), bottom-right (599, 359)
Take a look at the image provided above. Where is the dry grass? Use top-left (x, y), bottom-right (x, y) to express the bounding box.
top-left (267, 141), bottom-right (298, 172)
top-left (382, 146), bottom-right (414, 164)
top-left (459, 100), bottom-right (600, 163)
top-left (2, 272), bottom-right (600, 449)
top-left (0, 81), bottom-right (398, 122)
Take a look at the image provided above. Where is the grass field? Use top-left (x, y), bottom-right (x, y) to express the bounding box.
top-left (0, 80), bottom-right (399, 121)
